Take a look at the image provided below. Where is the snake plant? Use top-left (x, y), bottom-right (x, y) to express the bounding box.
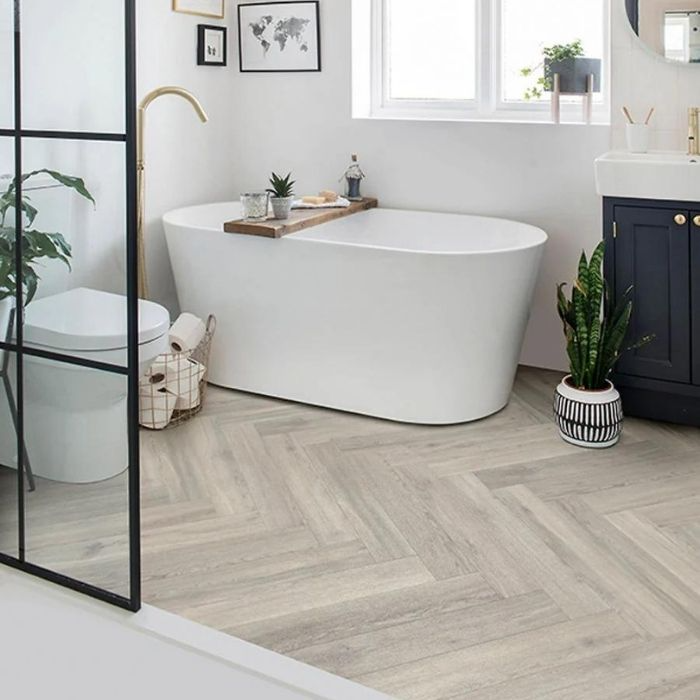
top-left (557, 241), bottom-right (653, 390)
top-left (0, 169), bottom-right (94, 304)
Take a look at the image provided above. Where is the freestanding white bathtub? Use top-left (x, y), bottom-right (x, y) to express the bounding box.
top-left (164, 203), bottom-right (547, 425)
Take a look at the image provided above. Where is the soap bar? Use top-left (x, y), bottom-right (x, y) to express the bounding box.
top-left (320, 190), bottom-right (338, 202)
top-left (302, 196), bottom-right (326, 205)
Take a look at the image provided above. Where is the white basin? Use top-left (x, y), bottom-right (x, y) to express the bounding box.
top-left (595, 151), bottom-right (700, 202)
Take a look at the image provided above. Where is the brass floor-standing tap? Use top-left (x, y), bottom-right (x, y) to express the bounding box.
top-left (688, 107), bottom-right (699, 156)
top-left (137, 87), bottom-right (208, 299)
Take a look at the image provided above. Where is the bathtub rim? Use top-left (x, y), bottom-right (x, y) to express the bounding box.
top-left (163, 202), bottom-right (549, 257)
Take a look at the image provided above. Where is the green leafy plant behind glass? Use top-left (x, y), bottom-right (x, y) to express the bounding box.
top-left (0, 169), bottom-right (95, 304)
top-left (520, 39), bottom-right (584, 100)
top-left (557, 241), bottom-right (653, 391)
top-left (266, 171), bottom-right (295, 198)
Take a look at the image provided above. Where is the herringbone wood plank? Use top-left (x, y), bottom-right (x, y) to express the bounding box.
top-left (2, 366), bottom-right (700, 699)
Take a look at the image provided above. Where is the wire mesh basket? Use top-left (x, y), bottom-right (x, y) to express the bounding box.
top-left (139, 315), bottom-right (216, 430)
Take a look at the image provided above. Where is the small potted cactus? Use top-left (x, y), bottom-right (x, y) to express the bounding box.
top-left (267, 171), bottom-right (296, 220)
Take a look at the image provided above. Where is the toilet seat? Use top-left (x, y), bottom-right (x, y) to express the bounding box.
top-left (23, 287), bottom-right (170, 353)
top-left (2, 288), bottom-right (171, 484)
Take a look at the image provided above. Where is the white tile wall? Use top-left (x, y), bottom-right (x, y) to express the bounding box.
top-left (612, 0), bottom-right (700, 151)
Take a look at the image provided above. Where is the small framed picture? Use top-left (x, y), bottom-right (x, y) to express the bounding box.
top-left (198, 25), bottom-right (228, 66)
top-left (173, 0), bottom-right (225, 19)
top-left (238, 1), bottom-right (321, 73)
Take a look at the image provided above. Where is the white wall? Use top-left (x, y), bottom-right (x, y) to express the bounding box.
top-left (137, 1), bottom-right (238, 311)
top-left (613, 0), bottom-right (700, 151)
top-left (5, 1), bottom-right (699, 369)
top-left (0, 1), bottom-right (237, 312)
top-left (224, 0), bottom-right (700, 371)
top-left (228, 0), bottom-right (607, 370)
top-left (0, 1), bottom-right (15, 127)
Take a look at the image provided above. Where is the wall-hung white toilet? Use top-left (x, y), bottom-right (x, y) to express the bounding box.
top-left (6, 287), bottom-right (170, 484)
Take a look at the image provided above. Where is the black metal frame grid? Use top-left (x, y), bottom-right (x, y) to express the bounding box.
top-left (0, 0), bottom-right (140, 612)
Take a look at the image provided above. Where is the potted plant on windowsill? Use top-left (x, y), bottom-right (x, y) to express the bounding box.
top-left (267, 171), bottom-right (296, 220)
top-left (0, 169), bottom-right (95, 339)
top-left (521, 39), bottom-right (601, 100)
top-left (554, 242), bottom-right (653, 449)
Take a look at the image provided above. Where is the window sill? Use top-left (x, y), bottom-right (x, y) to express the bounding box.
top-left (353, 108), bottom-right (611, 127)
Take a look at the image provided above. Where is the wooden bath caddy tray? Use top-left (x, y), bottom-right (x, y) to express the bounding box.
top-left (224, 197), bottom-right (378, 238)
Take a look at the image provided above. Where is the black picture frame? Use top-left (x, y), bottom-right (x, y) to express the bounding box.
top-left (198, 24), bottom-right (228, 66)
top-left (237, 1), bottom-right (321, 73)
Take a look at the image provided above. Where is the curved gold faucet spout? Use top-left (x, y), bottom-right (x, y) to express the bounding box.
top-left (137, 86), bottom-right (208, 299)
top-left (137, 86), bottom-right (208, 169)
top-left (138, 86), bottom-right (209, 124)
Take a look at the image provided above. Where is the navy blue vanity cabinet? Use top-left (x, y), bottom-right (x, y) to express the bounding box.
top-left (612, 204), bottom-right (690, 382)
top-left (603, 197), bottom-right (700, 426)
top-left (693, 210), bottom-right (700, 388)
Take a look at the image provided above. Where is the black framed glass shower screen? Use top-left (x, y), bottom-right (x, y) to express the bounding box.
top-left (0, 0), bottom-right (140, 611)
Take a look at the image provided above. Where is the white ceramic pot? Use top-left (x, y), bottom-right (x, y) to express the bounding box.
top-left (271, 196), bottom-right (294, 220)
top-left (0, 296), bottom-right (14, 366)
top-left (554, 376), bottom-right (623, 449)
top-left (0, 296), bottom-right (13, 341)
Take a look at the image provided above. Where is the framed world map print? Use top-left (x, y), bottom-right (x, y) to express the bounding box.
top-left (238, 1), bottom-right (321, 72)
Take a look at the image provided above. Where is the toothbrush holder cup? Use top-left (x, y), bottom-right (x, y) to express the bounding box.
top-left (626, 124), bottom-right (650, 154)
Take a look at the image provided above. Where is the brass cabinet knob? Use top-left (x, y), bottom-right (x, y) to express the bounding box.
top-left (675, 214), bottom-right (688, 226)
top-left (694, 215), bottom-right (700, 227)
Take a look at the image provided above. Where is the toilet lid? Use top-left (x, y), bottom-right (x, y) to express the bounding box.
top-left (23, 287), bottom-right (170, 352)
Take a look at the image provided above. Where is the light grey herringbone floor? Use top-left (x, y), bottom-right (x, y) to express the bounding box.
top-left (141, 366), bottom-right (700, 699)
top-left (4, 366), bottom-right (700, 699)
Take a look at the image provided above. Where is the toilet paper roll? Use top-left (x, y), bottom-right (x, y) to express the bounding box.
top-left (173, 359), bottom-right (206, 410)
top-left (139, 388), bottom-right (178, 430)
top-left (170, 313), bottom-right (206, 354)
top-left (148, 356), bottom-right (205, 400)
top-left (140, 370), bottom-right (168, 393)
top-left (147, 357), bottom-right (178, 388)
top-left (175, 382), bottom-right (202, 411)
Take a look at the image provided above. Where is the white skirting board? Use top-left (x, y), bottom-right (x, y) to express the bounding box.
top-left (0, 567), bottom-right (394, 700)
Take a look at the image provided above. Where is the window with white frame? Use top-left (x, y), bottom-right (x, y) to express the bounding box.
top-left (353, 0), bottom-right (610, 123)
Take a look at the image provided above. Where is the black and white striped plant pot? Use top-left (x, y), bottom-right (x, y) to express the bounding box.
top-left (553, 376), bottom-right (623, 449)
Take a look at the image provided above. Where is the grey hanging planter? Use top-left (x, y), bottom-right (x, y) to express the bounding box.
top-left (545, 57), bottom-right (602, 93)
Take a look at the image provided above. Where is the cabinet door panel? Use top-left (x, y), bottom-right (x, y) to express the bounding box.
top-left (614, 206), bottom-right (690, 382)
top-left (692, 212), bottom-right (700, 386)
